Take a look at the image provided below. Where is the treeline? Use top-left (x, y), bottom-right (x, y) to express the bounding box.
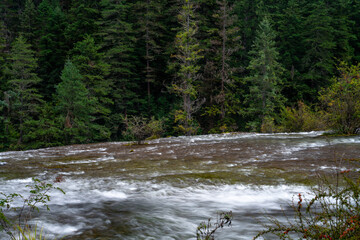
top-left (0, 0), bottom-right (359, 150)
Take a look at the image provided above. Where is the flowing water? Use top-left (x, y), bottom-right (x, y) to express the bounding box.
top-left (0, 132), bottom-right (359, 239)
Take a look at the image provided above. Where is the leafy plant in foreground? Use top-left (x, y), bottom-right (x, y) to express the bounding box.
top-left (0, 177), bottom-right (65, 239)
top-left (196, 211), bottom-right (232, 240)
top-left (254, 169), bottom-right (360, 239)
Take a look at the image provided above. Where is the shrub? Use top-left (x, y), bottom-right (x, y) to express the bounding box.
top-left (279, 101), bottom-right (326, 132)
top-left (319, 62), bottom-right (360, 134)
top-left (196, 211), bottom-right (232, 240)
top-left (255, 169), bottom-right (360, 239)
top-left (0, 177), bottom-right (65, 239)
top-left (123, 116), bottom-right (164, 144)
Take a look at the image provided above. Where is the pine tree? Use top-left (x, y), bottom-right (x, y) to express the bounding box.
top-left (65, 0), bottom-right (100, 45)
top-left (133, 0), bottom-right (165, 110)
top-left (0, 21), bottom-right (7, 149)
top-left (170, 0), bottom-right (204, 135)
top-left (245, 16), bottom-right (284, 132)
top-left (20, 0), bottom-right (38, 46)
top-left (37, 0), bottom-right (67, 99)
top-left (300, 0), bottom-right (336, 101)
top-left (5, 36), bottom-right (42, 146)
top-left (211, 0), bottom-right (241, 122)
top-left (70, 35), bottom-right (111, 122)
top-left (56, 60), bottom-right (107, 144)
top-left (97, 0), bottom-right (141, 139)
top-left (277, 0), bottom-right (306, 103)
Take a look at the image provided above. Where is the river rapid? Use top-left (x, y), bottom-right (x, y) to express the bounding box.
top-left (0, 132), bottom-right (359, 239)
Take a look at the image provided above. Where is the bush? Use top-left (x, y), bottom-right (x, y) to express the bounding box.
top-left (278, 101), bottom-right (326, 132)
top-left (196, 211), bottom-right (233, 240)
top-left (122, 116), bottom-right (164, 144)
top-left (0, 177), bottom-right (65, 239)
top-left (319, 62), bottom-right (360, 134)
top-left (255, 169), bottom-right (360, 239)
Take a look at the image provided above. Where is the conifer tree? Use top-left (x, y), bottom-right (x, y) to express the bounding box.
top-left (0, 21), bottom-right (7, 149)
top-left (245, 16), bottom-right (284, 131)
top-left (56, 60), bottom-right (108, 144)
top-left (207, 0), bottom-right (241, 125)
top-left (134, 0), bottom-right (165, 109)
top-left (37, 0), bottom-right (67, 99)
top-left (20, 0), bottom-right (38, 46)
top-left (65, 0), bottom-right (100, 45)
top-left (170, 0), bottom-right (204, 135)
top-left (70, 35), bottom-right (111, 122)
top-left (5, 36), bottom-right (42, 146)
top-left (301, 0), bottom-right (336, 101)
top-left (97, 0), bottom-right (141, 138)
top-left (277, 0), bottom-right (306, 103)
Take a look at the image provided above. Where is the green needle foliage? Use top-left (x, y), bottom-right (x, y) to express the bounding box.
top-left (56, 60), bottom-right (108, 144)
top-left (170, 0), bottom-right (204, 136)
top-left (244, 16), bottom-right (284, 132)
top-left (4, 36), bottom-right (42, 148)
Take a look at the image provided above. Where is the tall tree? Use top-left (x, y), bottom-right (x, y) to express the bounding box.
top-left (56, 60), bottom-right (108, 144)
top-left (133, 0), bottom-right (165, 110)
top-left (244, 16), bottom-right (284, 131)
top-left (300, 0), bottom-right (336, 102)
top-left (277, 0), bottom-right (306, 103)
top-left (37, 0), bottom-right (67, 99)
top-left (20, 0), bottom-right (38, 46)
top-left (97, 0), bottom-right (141, 139)
top-left (0, 21), bottom-right (7, 149)
top-left (4, 36), bottom-right (42, 146)
top-left (70, 35), bottom-right (112, 124)
top-left (169, 0), bottom-right (203, 135)
top-left (65, 0), bottom-right (101, 45)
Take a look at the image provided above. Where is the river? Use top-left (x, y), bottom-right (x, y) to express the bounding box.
top-left (0, 132), bottom-right (359, 239)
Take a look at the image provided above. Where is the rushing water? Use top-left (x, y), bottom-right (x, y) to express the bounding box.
top-left (0, 132), bottom-right (359, 239)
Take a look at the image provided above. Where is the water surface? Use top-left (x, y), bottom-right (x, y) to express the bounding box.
top-left (0, 132), bottom-right (359, 239)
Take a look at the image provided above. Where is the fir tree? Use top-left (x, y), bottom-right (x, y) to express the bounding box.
top-left (134, 0), bottom-right (165, 110)
top-left (20, 0), bottom-right (38, 46)
top-left (301, 0), bottom-right (336, 101)
top-left (65, 0), bottom-right (100, 45)
top-left (97, 0), bottom-right (141, 138)
top-left (207, 0), bottom-right (241, 125)
top-left (37, 0), bottom-right (67, 99)
top-left (56, 60), bottom-right (108, 144)
top-left (245, 16), bottom-right (284, 132)
top-left (70, 35), bottom-right (111, 122)
top-left (170, 0), bottom-right (204, 135)
top-left (277, 0), bottom-right (306, 103)
top-left (5, 36), bottom-right (42, 146)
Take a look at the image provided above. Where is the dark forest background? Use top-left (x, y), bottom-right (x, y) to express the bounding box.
top-left (1, 0), bottom-right (360, 150)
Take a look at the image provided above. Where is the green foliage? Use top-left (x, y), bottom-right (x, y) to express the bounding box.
top-left (4, 36), bottom-right (42, 147)
top-left (319, 63), bottom-right (360, 134)
top-left (65, 0), bottom-right (100, 44)
top-left (0, 178), bottom-right (65, 239)
top-left (300, 0), bottom-right (336, 101)
top-left (0, 0), bottom-right (360, 149)
top-left (244, 16), bottom-right (285, 131)
top-left (122, 116), bottom-right (164, 144)
top-left (36, 0), bottom-right (68, 99)
top-left (70, 35), bottom-right (112, 118)
top-left (196, 211), bottom-right (232, 240)
top-left (56, 60), bottom-right (109, 144)
top-left (279, 101), bottom-right (326, 132)
top-left (20, 0), bottom-right (37, 46)
top-left (255, 169), bottom-right (360, 240)
top-left (169, 0), bottom-right (204, 135)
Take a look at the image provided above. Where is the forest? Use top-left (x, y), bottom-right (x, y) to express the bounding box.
top-left (0, 0), bottom-right (360, 150)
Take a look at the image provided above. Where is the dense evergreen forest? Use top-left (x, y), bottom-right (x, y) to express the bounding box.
top-left (0, 0), bottom-right (360, 150)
